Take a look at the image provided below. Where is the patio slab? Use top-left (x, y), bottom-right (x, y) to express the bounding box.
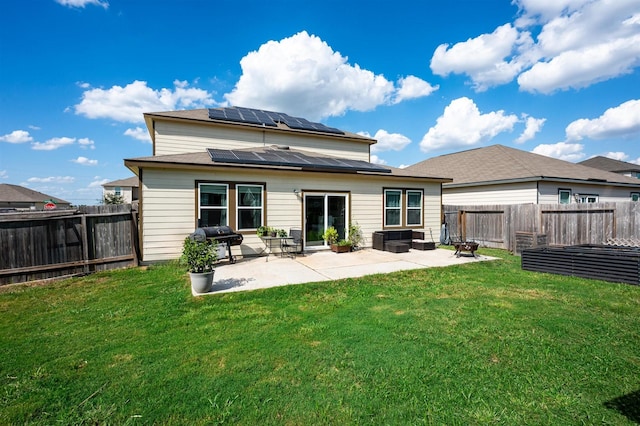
top-left (195, 248), bottom-right (496, 295)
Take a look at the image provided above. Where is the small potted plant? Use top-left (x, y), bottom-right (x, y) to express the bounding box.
top-left (348, 222), bottom-right (364, 250)
top-left (322, 226), bottom-right (350, 253)
top-left (181, 236), bottom-right (218, 293)
top-left (256, 226), bottom-right (269, 237)
top-left (335, 239), bottom-right (352, 253)
top-left (277, 229), bottom-right (288, 238)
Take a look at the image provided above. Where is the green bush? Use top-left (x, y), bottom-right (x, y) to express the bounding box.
top-left (180, 237), bottom-right (218, 273)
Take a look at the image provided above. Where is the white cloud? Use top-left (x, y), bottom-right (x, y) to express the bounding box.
top-left (75, 80), bottom-right (214, 123)
top-left (78, 137), bottom-right (95, 149)
top-left (224, 31), bottom-right (437, 120)
top-left (89, 177), bottom-right (110, 188)
top-left (431, 24), bottom-right (532, 91)
top-left (27, 176), bottom-right (75, 184)
top-left (0, 130), bottom-right (33, 144)
top-left (55, 0), bottom-right (108, 9)
top-left (631, 157), bottom-right (640, 165)
top-left (515, 115), bottom-right (546, 143)
top-left (32, 137), bottom-right (76, 151)
top-left (71, 156), bottom-right (98, 166)
top-left (419, 97), bottom-right (518, 152)
top-left (370, 155), bottom-right (386, 165)
top-left (359, 129), bottom-right (412, 153)
top-left (393, 76), bottom-right (439, 103)
top-left (124, 127), bottom-right (152, 143)
top-left (431, 0), bottom-right (640, 93)
top-left (531, 142), bottom-right (585, 161)
top-left (565, 99), bottom-right (640, 141)
top-left (602, 151), bottom-right (628, 161)
top-left (0, 170), bottom-right (8, 179)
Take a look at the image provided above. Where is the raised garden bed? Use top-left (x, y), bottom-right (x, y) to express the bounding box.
top-left (521, 244), bottom-right (640, 285)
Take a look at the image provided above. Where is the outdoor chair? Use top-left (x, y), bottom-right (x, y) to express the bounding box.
top-left (281, 228), bottom-right (304, 258)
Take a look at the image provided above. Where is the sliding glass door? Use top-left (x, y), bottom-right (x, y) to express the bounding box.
top-left (303, 193), bottom-right (348, 249)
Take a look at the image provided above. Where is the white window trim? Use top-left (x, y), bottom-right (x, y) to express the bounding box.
top-left (198, 183), bottom-right (229, 226)
top-left (632, 192), bottom-right (640, 202)
top-left (236, 184), bottom-right (264, 231)
top-left (406, 190), bottom-right (423, 227)
top-left (384, 189), bottom-right (402, 227)
top-left (578, 194), bottom-right (599, 203)
top-left (558, 189), bottom-right (571, 204)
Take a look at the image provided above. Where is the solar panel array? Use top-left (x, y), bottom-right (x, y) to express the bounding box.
top-left (208, 107), bottom-right (344, 135)
top-left (207, 148), bottom-right (391, 174)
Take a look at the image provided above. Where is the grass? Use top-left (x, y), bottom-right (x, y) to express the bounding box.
top-left (1, 249), bottom-right (639, 425)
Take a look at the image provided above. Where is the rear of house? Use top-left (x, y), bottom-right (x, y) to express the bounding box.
top-left (125, 107), bottom-right (450, 262)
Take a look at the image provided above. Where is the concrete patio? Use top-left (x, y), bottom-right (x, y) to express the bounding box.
top-left (195, 247), bottom-right (496, 295)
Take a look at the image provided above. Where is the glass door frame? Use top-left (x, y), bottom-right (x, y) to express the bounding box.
top-left (303, 192), bottom-right (350, 250)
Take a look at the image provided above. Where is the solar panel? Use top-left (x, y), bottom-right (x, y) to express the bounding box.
top-left (207, 148), bottom-right (390, 173)
top-left (207, 107), bottom-right (344, 134)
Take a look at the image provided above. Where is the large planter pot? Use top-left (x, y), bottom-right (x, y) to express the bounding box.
top-left (331, 244), bottom-right (351, 253)
top-left (189, 271), bottom-right (215, 293)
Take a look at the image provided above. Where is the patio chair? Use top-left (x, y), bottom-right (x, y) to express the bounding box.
top-left (281, 228), bottom-right (304, 258)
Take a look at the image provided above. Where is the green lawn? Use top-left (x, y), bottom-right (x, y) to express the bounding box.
top-left (1, 249), bottom-right (639, 425)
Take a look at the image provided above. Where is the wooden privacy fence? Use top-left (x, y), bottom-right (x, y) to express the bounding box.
top-left (444, 202), bottom-right (640, 253)
top-left (0, 204), bottom-right (139, 285)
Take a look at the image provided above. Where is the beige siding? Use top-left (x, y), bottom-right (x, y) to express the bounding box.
top-left (140, 167), bottom-right (442, 262)
top-left (538, 181), bottom-right (639, 204)
top-left (154, 120), bottom-right (370, 161)
top-left (103, 186), bottom-right (134, 203)
top-left (443, 182), bottom-right (538, 205)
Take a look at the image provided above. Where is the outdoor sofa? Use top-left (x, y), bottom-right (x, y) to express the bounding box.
top-left (372, 230), bottom-right (435, 253)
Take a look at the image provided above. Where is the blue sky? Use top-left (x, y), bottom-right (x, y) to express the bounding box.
top-left (1, 0), bottom-right (639, 205)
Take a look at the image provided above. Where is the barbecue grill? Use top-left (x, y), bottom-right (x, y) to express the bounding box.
top-left (189, 226), bottom-right (243, 264)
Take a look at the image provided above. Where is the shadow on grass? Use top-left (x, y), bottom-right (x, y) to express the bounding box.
top-left (604, 389), bottom-right (640, 423)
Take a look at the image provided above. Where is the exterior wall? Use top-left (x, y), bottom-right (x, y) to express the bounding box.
top-left (103, 186), bottom-right (136, 203)
top-left (140, 166), bottom-right (442, 262)
top-left (538, 181), bottom-right (640, 204)
top-left (443, 181), bottom-right (538, 205)
top-left (153, 121), bottom-right (371, 161)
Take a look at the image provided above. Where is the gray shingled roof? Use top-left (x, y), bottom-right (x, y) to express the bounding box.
top-left (406, 144), bottom-right (640, 187)
top-left (102, 176), bottom-right (139, 188)
top-left (125, 147), bottom-right (450, 181)
top-left (578, 156), bottom-right (640, 174)
top-left (0, 183), bottom-right (71, 204)
top-left (144, 108), bottom-right (375, 143)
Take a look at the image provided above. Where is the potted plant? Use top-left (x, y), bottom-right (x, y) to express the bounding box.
top-left (348, 222), bottom-right (364, 250)
top-left (181, 236), bottom-right (218, 293)
top-left (323, 226), bottom-right (350, 253)
top-left (334, 239), bottom-right (352, 253)
top-left (256, 226), bottom-right (269, 237)
top-left (277, 228), bottom-right (288, 237)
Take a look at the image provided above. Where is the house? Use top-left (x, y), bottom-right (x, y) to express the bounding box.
top-left (124, 107), bottom-right (451, 263)
top-left (0, 183), bottom-right (72, 211)
top-left (579, 156), bottom-right (640, 180)
top-left (406, 144), bottom-right (640, 206)
top-left (102, 176), bottom-right (139, 204)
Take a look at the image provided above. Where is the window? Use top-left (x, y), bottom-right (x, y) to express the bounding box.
top-left (384, 188), bottom-right (423, 228)
top-left (384, 190), bottom-right (402, 226)
top-left (199, 184), bottom-right (228, 227)
top-left (198, 182), bottom-right (264, 231)
top-left (237, 185), bottom-right (263, 230)
top-left (406, 190), bottom-right (423, 226)
top-left (632, 192), bottom-right (640, 202)
top-left (558, 189), bottom-right (571, 204)
top-left (114, 186), bottom-right (121, 196)
top-left (578, 194), bottom-right (598, 203)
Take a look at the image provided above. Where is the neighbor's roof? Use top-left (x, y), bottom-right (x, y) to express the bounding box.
top-left (102, 176), bottom-right (139, 188)
top-left (143, 107), bottom-right (376, 144)
top-left (578, 156), bottom-right (640, 174)
top-left (406, 144), bottom-right (640, 187)
top-left (125, 146), bottom-right (451, 182)
top-left (0, 183), bottom-right (71, 204)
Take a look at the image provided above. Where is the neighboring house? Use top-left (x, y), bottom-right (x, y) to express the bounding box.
top-left (579, 156), bottom-right (640, 180)
top-left (406, 144), bottom-right (640, 206)
top-left (124, 107), bottom-right (451, 263)
top-left (102, 176), bottom-right (139, 204)
top-left (0, 183), bottom-right (72, 211)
